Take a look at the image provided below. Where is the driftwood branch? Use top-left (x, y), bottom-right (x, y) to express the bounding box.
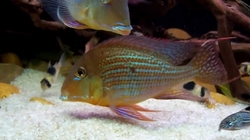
top-left (10, 0), bottom-right (42, 14)
top-left (10, 0), bottom-right (66, 30)
top-left (231, 43), bottom-right (250, 51)
top-left (29, 14), bottom-right (66, 30)
top-left (226, 1), bottom-right (250, 32)
top-left (197, 0), bottom-right (250, 101)
top-left (201, 31), bottom-right (250, 43)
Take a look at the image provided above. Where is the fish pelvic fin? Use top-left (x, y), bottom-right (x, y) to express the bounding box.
top-left (112, 105), bottom-right (157, 121)
top-left (190, 38), bottom-right (229, 85)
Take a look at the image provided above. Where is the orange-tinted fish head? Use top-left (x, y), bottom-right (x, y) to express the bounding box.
top-left (60, 55), bottom-right (103, 105)
top-left (72, 0), bottom-right (132, 35)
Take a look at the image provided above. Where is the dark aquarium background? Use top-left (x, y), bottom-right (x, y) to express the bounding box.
top-left (2, 0), bottom-right (250, 57)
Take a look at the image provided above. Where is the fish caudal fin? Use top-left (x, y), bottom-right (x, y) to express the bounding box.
top-left (40, 0), bottom-right (86, 29)
top-left (190, 39), bottom-right (229, 85)
top-left (53, 53), bottom-right (66, 82)
top-left (58, 52), bottom-right (66, 66)
top-left (112, 105), bottom-right (157, 121)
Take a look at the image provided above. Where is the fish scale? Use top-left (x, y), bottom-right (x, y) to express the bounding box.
top-left (99, 47), bottom-right (197, 96)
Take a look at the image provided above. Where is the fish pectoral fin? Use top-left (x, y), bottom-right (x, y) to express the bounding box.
top-left (57, 7), bottom-right (86, 29)
top-left (113, 105), bottom-right (155, 121)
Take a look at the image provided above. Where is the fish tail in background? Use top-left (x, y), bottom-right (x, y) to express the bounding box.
top-left (53, 53), bottom-right (66, 82)
top-left (189, 40), bottom-right (228, 85)
top-left (58, 52), bottom-right (66, 66)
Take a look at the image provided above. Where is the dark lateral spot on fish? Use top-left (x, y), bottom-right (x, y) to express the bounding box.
top-left (130, 67), bottom-right (136, 73)
top-left (183, 81), bottom-right (195, 91)
top-left (241, 93), bottom-right (250, 100)
top-left (41, 79), bottom-right (51, 88)
top-left (245, 106), bottom-right (250, 111)
top-left (47, 67), bottom-right (56, 75)
top-left (200, 87), bottom-right (205, 97)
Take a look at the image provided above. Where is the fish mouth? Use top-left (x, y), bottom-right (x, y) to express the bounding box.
top-left (60, 90), bottom-right (85, 101)
top-left (59, 94), bottom-right (81, 101)
top-left (112, 25), bottom-right (133, 35)
top-left (59, 94), bottom-right (68, 101)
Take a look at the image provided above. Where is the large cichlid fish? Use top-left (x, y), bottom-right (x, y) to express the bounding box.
top-left (60, 35), bottom-right (229, 121)
top-left (40, 0), bottom-right (132, 35)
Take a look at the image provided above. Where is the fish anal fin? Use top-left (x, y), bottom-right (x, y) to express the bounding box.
top-left (154, 86), bottom-right (208, 102)
top-left (154, 91), bottom-right (186, 99)
top-left (154, 85), bottom-right (189, 100)
top-left (113, 105), bottom-right (155, 121)
top-left (156, 92), bottom-right (207, 102)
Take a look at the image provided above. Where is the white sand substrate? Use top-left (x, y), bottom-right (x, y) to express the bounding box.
top-left (0, 69), bottom-right (249, 140)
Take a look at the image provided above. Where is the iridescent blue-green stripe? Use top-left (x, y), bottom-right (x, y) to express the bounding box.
top-left (99, 49), bottom-right (198, 97)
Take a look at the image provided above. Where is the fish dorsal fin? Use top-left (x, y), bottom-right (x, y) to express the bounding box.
top-left (142, 35), bottom-right (173, 43)
top-left (40, 0), bottom-right (86, 29)
top-left (97, 35), bottom-right (200, 66)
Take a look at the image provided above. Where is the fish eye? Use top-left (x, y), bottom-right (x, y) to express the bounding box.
top-left (102, 0), bottom-right (111, 4)
top-left (75, 67), bottom-right (87, 78)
